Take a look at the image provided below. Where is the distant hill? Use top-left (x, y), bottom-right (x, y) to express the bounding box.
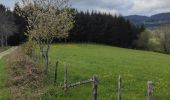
top-left (125, 12), bottom-right (170, 28)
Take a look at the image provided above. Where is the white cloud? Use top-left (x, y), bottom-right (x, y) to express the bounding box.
top-left (1, 0), bottom-right (170, 16)
top-left (129, 0), bottom-right (170, 15)
top-left (71, 0), bottom-right (170, 16)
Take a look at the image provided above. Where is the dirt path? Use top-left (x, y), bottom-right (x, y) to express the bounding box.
top-left (0, 47), bottom-right (18, 59)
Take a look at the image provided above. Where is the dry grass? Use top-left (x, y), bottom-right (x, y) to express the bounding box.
top-left (6, 47), bottom-right (45, 99)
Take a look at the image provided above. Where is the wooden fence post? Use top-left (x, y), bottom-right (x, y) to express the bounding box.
top-left (118, 75), bottom-right (122, 100)
top-left (64, 64), bottom-right (68, 91)
top-left (147, 81), bottom-right (153, 100)
top-left (54, 61), bottom-right (58, 84)
top-left (92, 76), bottom-right (98, 100)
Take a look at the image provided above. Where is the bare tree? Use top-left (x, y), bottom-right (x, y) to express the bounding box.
top-left (152, 25), bottom-right (170, 53)
top-left (17, 0), bottom-right (74, 74)
top-left (0, 5), bottom-right (17, 47)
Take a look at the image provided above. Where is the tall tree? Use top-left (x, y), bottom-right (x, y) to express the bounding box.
top-left (7, 3), bottom-right (28, 46)
top-left (0, 4), bottom-right (17, 47)
top-left (17, 0), bottom-right (74, 74)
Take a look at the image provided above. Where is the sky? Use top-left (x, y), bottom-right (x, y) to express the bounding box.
top-left (1, 0), bottom-right (170, 16)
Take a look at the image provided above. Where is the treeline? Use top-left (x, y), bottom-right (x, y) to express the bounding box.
top-left (61, 11), bottom-right (145, 48)
top-left (0, 4), bottom-right (27, 46)
top-left (9, 4), bottom-right (27, 46)
top-left (135, 25), bottom-right (170, 54)
top-left (0, 4), bottom-right (16, 47)
top-left (1, 4), bottom-right (145, 48)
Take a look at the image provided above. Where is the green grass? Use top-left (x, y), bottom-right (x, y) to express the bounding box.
top-left (46, 44), bottom-right (170, 100)
top-left (0, 47), bottom-right (10, 53)
top-left (0, 59), bottom-right (10, 100)
top-left (1, 44), bottom-right (170, 100)
top-left (0, 47), bottom-right (10, 100)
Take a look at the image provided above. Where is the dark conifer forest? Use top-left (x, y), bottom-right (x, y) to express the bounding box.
top-left (68, 11), bottom-right (145, 48)
top-left (1, 4), bottom-right (145, 48)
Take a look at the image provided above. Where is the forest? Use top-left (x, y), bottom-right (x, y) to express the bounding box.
top-left (0, 4), bottom-right (145, 48)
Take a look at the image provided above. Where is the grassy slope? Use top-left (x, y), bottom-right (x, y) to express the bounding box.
top-left (48, 44), bottom-right (170, 100)
top-left (0, 59), bottom-right (10, 100)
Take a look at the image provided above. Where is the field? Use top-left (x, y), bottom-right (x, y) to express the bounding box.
top-left (47, 44), bottom-right (170, 100)
top-left (1, 44), bottom-right (170, 99)
top-left (0, 59), bottom-right (10, 100)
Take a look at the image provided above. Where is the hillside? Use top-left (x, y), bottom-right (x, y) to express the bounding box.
top-left (1, 44), bottom-right (170, 99)
top-left (48, 44), bottom-right (170, 100)
top-left (125, 12), bottom-right (170, 28)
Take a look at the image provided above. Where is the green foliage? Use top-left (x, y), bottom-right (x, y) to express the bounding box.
top-left (148, 37), bottom-right (162, 52)
top-left (21, 38), bottom-right (37, 57)
top-left (148, 25), bottom-right (170, 53)
top-left (17, 0), bottom-right (74, 74)
top-left (17, 0), bottom-right (74, 42)
top-left (134, 30), bottom-right (151, 49)
top-left (135, 25), bottom-right (170, 54)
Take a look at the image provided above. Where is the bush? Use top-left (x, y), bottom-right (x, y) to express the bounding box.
top-left (148, 37), bottom-right (162, 52)
top-left (134, 30), bottom-right (151, 49)
top-left (21, 39), bottom-right (37, 57)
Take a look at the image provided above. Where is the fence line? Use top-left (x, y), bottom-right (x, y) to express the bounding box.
top-left (64, 64), bottom-right (68, 91)
top-left (62, 64), bottom-right (98, 100)
top-left (56, 62), bottom-right (155, 100)
top-left (67, 78), bottom-right (93, 88)
top-left (92, 76), bottom-right (98, 100)
top-left (147, 81), bottom-right (153, 100)
top-left (54, 61), bottom-right (58, 84)
top-left (118, 75), bottom-right (122, 100)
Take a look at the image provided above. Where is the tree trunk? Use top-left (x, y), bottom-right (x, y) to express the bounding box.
top-left (54, 61), bottom-right (58, 84)
top-left (163, 43), bottom-right (168, 53)
top-left (5, 35), bottom-right (8, 47)
top-left (44, 51), bottom-right (49, 74)
top-left (39, 40), bottom-right (51, 75)
top-left (1, 35), bottom-right (4, 47)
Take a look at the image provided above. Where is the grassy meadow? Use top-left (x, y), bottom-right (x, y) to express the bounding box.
top-left (1, 44), bottom-right (170, 99)
top-left (45, 44), bottom-right (170, 100)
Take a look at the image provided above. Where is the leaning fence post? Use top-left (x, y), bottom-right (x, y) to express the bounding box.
top-left (92, 76), bottom-right (98, 100)
top-left (64, 64), bottom-right (68, 91)
top-left (118, 75), bottom-right (122, 100)
top-left (147, 81), bottom-right (153, 100)
top-left (54, 61), bottom-right (58, 84)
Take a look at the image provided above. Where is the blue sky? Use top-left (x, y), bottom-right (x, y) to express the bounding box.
top-left (1, 0), bottom-right (170, 16)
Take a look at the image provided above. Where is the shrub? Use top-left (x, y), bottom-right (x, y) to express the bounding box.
top-left (148, 37), bottom-right (162, 52)
top-left (134, 30), bottom-right (151, 49)
top-left (21, 39), bottom-right (37, 58)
